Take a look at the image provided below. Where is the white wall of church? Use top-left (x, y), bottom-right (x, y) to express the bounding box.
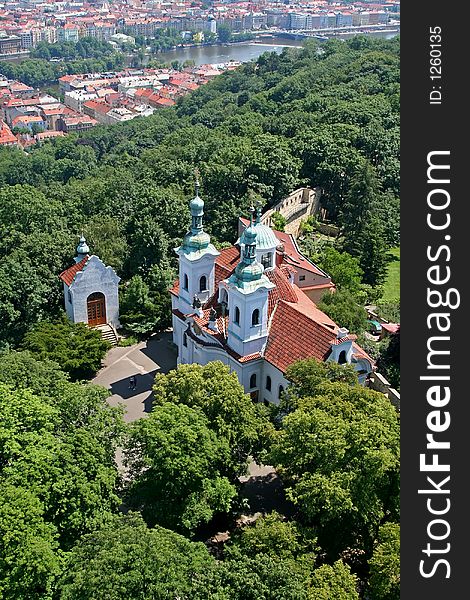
top-left (68, 256), bottom-right (120, 327)
top-left (260, 361), bottom-right (289, 405)
top-left (177, 252), bottom-right (217, 312)
top-left (64, 282), bottom-right (74, 322)
top-left (227, 286), bottom-right (270, 356)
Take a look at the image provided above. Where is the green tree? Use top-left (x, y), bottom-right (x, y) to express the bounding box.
top-left (217, 24), bottom-right (232, 43)
top-left (270, 211), bottom-right (286, 232)
top-left (340, 161), bottom-right (380, 255)
top-left (314, 247), bottom-right (363, 295)
top-left (284, 358), bottom-right (358, 407)
top-left (0, 485), bottom-right (61, 600)
top-left (22, 316), bottom-right (110, 381)
top-left (228, 511), bottom-right (317, 560)
top-left (0, 379), bottom-right (123, 552)
top-left (59, 512), bottom-right (215, 600)
top-left (0, 350), bottom-right (69, 397)
top-left (355, 219), bottom-right (389, 287)
top-left (84, 216), bottom-right (128, 273)
top-left (124, 402), bottom-right (237, 533)
top-left (368, 522), bottom-right (400, 600)
top-left (269, 377), bottom-right (400, 555)
top-left (119, 261), bottom-right (174, 336)
top-left (309, 561), bottom-right (360, 600)
top-left (318, 289), bottom-right (367, 334)
top-left (152, 362), bottom-right (273, 476)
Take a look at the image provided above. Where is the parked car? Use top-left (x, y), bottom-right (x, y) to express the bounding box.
top-left (367, 320), bottom-right (382, 335)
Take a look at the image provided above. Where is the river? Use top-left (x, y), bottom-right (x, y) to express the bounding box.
top-left (147, 32), bottom-right (398, 66)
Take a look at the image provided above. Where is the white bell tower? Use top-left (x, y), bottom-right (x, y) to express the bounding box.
top-left (226, 208), bottom-right (275, 357)
top-left (175, 173), bottom-right (219, 314)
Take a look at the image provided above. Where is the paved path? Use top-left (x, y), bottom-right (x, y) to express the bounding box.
top-left (93, 331), bottom-right (177, 423)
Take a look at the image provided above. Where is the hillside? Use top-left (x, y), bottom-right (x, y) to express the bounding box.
top-left (0, 35), bottom-right (399, 348)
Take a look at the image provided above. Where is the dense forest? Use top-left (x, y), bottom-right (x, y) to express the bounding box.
top-left (0, 37), bottom-right (400, 598)
top-left (0, 36), bottom-right (400, 347)
top-left (0, 38), bottom-right (125, 88)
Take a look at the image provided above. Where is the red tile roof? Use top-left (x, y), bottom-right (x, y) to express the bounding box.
top-left (264, 300), bottom-right (336, 372)
top-left (59, 256), bottom-right (89, 286)
top-left (170, 238), bottom-right (373, 374)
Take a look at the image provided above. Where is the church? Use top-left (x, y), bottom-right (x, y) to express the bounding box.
top-left (59, 235), bottom-right (120, 330)
top-left (170, 180), bottom-right (374, 404)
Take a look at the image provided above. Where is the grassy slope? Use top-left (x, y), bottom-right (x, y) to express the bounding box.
top-left (382, 247), bottom-right (400, 302)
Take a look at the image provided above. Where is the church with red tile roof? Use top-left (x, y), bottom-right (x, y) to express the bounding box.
top-left (171, 181), bottom-right (374, 404)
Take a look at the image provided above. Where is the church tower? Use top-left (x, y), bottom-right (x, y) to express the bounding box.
top-left (226, 208), bottom-right (275, 357)
top-left (175, 173), bottom-right (219, 314)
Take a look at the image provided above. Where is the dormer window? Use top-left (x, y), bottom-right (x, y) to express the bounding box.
top-left (261, 253), bottom-right (272, 269)
top-left (338, 350), bottom-right (347, 364)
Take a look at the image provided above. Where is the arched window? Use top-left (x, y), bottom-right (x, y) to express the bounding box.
top-left (234, 306), bottom-right (240, 325)
top-left (251, 308), bottom-right (260, 326)
top-left (266, 376), bottom-right (272, 392)
top-left (278, 385), bottom-right (284, 400)
top-left (183, 274), bottom-right (188, 290)
top-left (338, 350), bottom-right (347, 364)
top-left (261, 253), bottom-right (272, 269)
top-left (199, 275), bottom-right (207, 292)
top-left (250, 373), bottom-right (257, 389)
top-left (183, 333), bottom-right (188, 347)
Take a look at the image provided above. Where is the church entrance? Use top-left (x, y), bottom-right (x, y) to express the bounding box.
top-left (87, 292), bottom-right (106, 326)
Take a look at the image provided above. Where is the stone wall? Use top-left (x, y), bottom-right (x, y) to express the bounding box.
top-left (262, 187), bottom-right (321, 236)
top-left (369, 372), bottom-right (400, 410)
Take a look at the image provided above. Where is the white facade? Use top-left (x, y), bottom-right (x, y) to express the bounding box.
top-left (171, 192), bottom-right (373, 402)
top-left (62, 246), bottom-right (120, 329)
top-left (172, 312), bottom-right (289, 405)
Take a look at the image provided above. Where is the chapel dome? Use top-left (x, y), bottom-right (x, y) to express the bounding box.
top-left (190, 194), bottom-right (204, 216)
top-left (239, 222), bottom-right (278, 251)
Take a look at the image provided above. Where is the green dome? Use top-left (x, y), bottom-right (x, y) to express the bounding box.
top-left (234, 259), bottom-right (264, 282)
top-left (190, 194), bottom-right (204, 216)
top-left (183, 229), bottom-right (211, 250)
top-left (240, 222), bottom-right (278, 251)
top-left (76, 235), bottom-right (89, 255)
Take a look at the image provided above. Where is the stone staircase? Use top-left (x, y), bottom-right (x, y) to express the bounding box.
top-left (94, 323), bottom-right (119, 346)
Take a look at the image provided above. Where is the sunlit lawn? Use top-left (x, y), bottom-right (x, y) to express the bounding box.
top-left (382, 247), bottom-right (400, 302)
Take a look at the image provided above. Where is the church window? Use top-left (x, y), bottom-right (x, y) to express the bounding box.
top-left (338, 350), bottom-right (347, 364)
top-left (183, 333), bottom-right (188, 347)
top-left (250, 373), bottom-right (257, 389)
top-left (183, 274), bottom-right (188, 290)
top-left (251, 308), bottom-right (260, 326)
top-left (234, 306), bottom-right (240, 325)
top-left (278, 385), bottom-right (284, 400)
top-left (261, 253), bottom-right (272, 269)
top-left (68, 290), bottom-right (72, 305)
top-left (266, 376), bottom-right (272, 391)
top-left (199, 275), bottom-right (207, 292)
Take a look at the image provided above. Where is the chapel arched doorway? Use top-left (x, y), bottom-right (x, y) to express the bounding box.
top-left (87, 292), bottom-right (106, 326)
